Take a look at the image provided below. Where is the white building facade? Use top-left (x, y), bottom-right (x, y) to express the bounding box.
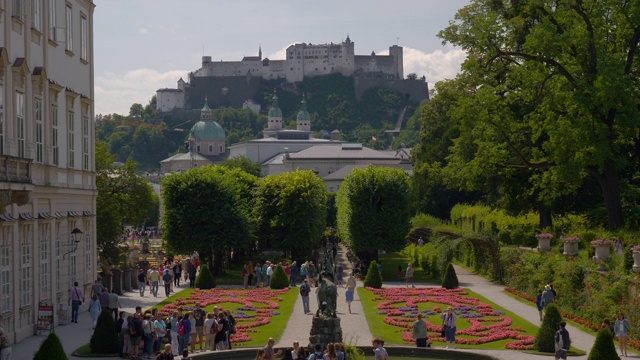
top-left (0, 0), bottom-right (96, 343)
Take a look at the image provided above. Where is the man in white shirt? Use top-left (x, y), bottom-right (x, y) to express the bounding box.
top-left (266, 264), bottom-right (274, 287)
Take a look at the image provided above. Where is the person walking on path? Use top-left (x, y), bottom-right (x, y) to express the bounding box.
top-left (290, 261), bottom-right (298, 286)
top-left (163, 267), bottom-right (173, 297)
top-left (614, 312), bottom-right (630, 357)
top-left (173, 262), bottom-right (182, 287)
top-left (108, 289), bottom-right (122, 319)
top-left (441, 307), bottom-right (457, 349)
top-left (300, 279), bottom-right (311, 314)
top-left (405, 263), bottom-right (415, 288)
top-left (68, 281), bottom-right (85, 323)
top-left (412, 313), bottom-right (428, 347)
top-left (149, 266), bottom-right (160, 297)
top-left (0, 327), bottom-right (12, 360)
top-left (541, 285), bottom-right (555, 309)
top-left (91, 278), bottom-right (103, 298)
top-left (535, 289), bottom-right (543, 321)
top-left (346, 272), bottom-right (356, 292)
top-left (88, 294), bottom-right (101, 329)
top-left (138, 269), bottom-right (147, 296)
top-left (345, 286), bottom-right (354, 313)
top-left (99, 288), bottom-right (110, 311)
top-left (554, 321), bottom-right (570, 360)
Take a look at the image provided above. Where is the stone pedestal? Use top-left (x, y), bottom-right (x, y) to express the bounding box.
top-left (102, 272), bottom-right (113, 292)
top-left (123, 267), bottom-right (132, 291)
top-left (632, 252), bottom-right (640, 273)
top-left (592, 245), bottom-right (611, 271)
top-left (563, 242), bottom-right (578, 256)
top-left (309, 315), bottom-right (342, 348)
top-left (537, 238), bottom-right (551, 253)
top-left (113, 268), bottom-right (123, 295)
top-left (131, 265), bottom-right (139, 289)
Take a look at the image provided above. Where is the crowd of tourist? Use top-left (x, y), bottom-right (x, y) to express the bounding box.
top-left (116, 302), bottom-right (237, 360)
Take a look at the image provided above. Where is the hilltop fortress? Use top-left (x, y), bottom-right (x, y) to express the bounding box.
top-left (157, 36), bottom-right (428, 112)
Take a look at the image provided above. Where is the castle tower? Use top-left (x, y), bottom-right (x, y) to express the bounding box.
top-left (296, 95), bottom-right (311, 132)
top-left (259, 45), bottom-right (262, 60)
top-left (388, 45), bottom-right (404, 79)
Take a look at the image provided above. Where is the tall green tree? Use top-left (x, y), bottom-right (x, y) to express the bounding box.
top-left (221, 155), bottom-right (262, 177)
top-left (96, 141), bottom-right (154, 264)
top-left (337, 166), bottom-right (412, 263)
top-left (439, 0), bottom-right (640, 229)
top-left (162, 165), bottom-right (257, 274)
top-left (252, 170), bottom-right (328, 260)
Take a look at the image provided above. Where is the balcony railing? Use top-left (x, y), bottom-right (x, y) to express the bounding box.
top-left (0, 155), bottom-right (31, 183)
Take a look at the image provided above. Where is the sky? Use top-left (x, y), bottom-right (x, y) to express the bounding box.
top-left (93, 0), bottom-right (471, 116)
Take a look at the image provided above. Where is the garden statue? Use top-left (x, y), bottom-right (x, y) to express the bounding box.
top-left (316, 249), bottom-right (338, 318)
top-left (309, 248), bottom-right (343, 347)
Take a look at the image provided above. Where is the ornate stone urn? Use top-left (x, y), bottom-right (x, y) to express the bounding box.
top-left (591, 238), bottom-right (612, 271)
top-left (562, 236), bottom-right (580, 256)
top-left (536, 233), bottom-right (553, 253)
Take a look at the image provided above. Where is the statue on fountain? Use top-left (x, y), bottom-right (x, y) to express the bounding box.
top-left (316, 249), bottom-right (338, 318)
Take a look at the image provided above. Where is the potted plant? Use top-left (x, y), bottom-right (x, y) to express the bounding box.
top-left (631, 245), bottom-right (640, 273)
top-left (536, 233), bottom-right (553, 252)
top-left (562, 236), bottom-right (580, 256)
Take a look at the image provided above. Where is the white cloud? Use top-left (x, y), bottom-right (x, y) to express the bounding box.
top-left (265, 44), bottom-right (296, 60)
top-left (138, 27), bottom-right (149, 35)
top-left (381, 46), bottom-right (467, 85)
top-left (95, 68), bottom-right (188, 115)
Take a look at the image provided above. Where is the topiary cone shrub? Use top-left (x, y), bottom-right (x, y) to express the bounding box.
top-left (90, 308), bottom-right (119, 354)
top-left (534, 304), bottom-right (562, 352)
top-left (270, 265), bottom-right (289, 289)
top-left (364, 260), bottom-right (383, 288)
top-left (587, 328), bottom-right (620, 360)
top-left (441, 263), bottom-right (459, 289)
top-left (33, 332), bottom-right (68, 360)
top-left (195, 263), bottom-right (216, 289)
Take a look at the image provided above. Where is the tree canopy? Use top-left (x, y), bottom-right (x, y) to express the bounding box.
top-left (161, 165), bottom-right (258, 274)
top-left (436, 0), bottom-right (640, 229)
top-left (252, 170), bottom-right (328, 260)
top-left (337, 166), bottom-right (412, 263)
top-left (96, 141), bottom-right (154, 264)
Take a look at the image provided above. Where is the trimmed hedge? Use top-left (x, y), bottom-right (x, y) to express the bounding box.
top-left (90, 308), bottom-right (119, 354)
top-left (441, 263), bottom-right (459, 289)
top-left (33, 332), bottom-right (68, 360)
top-left (364, 260), bottom-right (383, 288)
top-left (534, 304), bottom-right (562, 352)
top-left (270, 265), bottom-right (289, 289)
top-left (195, 263), bottom-right (216, 289)
top-left (587, 328), bottom-right (620, 360)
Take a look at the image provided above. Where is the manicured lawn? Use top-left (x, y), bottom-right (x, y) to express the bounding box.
top-left (378, 251), bottom-right (437, 284)
top-left (358, 286), bottom-right (539, 350)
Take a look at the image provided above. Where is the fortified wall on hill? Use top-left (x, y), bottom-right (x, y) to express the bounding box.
top-left (157, 36), bottom-right (429, 112)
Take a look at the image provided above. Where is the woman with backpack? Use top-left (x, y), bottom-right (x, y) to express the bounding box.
top-left (177, 314), bottom-right (191, 355)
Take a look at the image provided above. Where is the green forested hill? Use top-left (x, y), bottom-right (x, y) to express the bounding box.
top-left (96, 74), bottom-right (427, 171)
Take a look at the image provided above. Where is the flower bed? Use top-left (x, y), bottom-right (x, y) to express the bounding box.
top-left (157, 288), bottom-right (289, 344)
top-left (366, 287), bottom-right (535, 350)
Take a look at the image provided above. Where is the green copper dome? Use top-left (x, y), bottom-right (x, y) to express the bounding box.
top-left (190, 120), bottom-right (225, 141)
top-left (297, 98), bottom-right (310, 121)
top-left (268, 94), bottom-right (282, 118)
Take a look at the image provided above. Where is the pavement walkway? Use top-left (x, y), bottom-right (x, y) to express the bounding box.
top-left (11, 283), bottom-right (190, 360)
top-left (277, 243), bottom-right (373, 348)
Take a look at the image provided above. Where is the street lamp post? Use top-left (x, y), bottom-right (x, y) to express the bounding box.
top-left (63, 228), bottom-right (83, 259)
